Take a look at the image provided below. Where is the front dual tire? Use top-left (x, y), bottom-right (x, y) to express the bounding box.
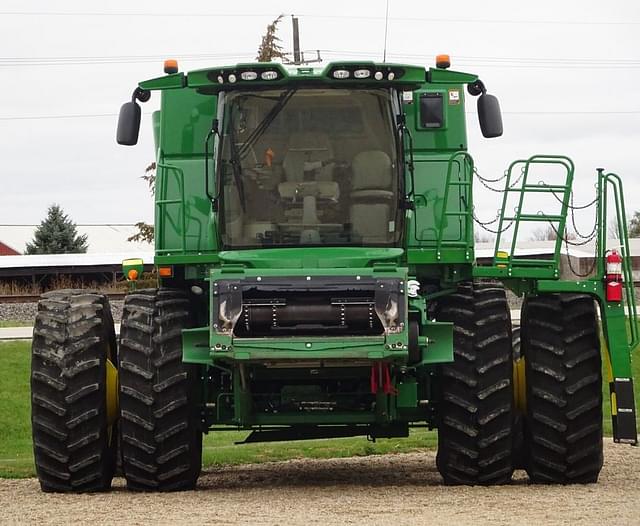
top-left (31, 288), bottom-right (203, 493)
top-left (435, 282), bottom-right (603, 485)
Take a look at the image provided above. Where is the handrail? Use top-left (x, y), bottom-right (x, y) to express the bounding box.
top-left (435, 151), bottom-right (473, 258)
top-left (491, 155), bottom-right (574, 275)
top-left (414, 151), bottom-right (473, 255)
top-left (156, 162), bottom-right (186, 254)
top-left (599, 169), bottom-right (639, 349)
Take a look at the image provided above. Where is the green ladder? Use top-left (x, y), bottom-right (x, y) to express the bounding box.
top-left (475, 155), bottom-right (574, 279)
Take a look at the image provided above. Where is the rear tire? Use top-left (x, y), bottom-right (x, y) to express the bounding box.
top-left (31, 290), bottom-right (117, 492)
top-left (119, 288), bottom-right (202, 491)
top-left (521, 293), bottom-right (603, 484)
top-left (435, 280), bottom-right (514, 485)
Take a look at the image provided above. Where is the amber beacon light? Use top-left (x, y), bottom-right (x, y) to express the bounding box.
top-left (164, 59), bottom-right (179, 74)
top-left (436, 54), bottom-right (451, 69)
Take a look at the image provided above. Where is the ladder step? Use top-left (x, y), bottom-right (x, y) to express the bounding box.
top-left (523, 184), bottom-right (570, 192)
top-left (497, 258), bottom-right (556, 267)
top-left (439, 241), bottom-right (469, 246)
top-left (502, 214), bottom-right (564, 222)
top-left (505, 185), bottom-right (569, 193)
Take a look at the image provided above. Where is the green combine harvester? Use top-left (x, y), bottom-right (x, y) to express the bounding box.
top-left (31, 56), bottom-right (638, 492)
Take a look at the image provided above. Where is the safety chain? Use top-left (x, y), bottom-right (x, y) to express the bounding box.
top-left (543, 184), bottom-right (599, 240)
top-left (564, 234), bottom-right (598, 277)
top-left (472, 208), bottom-right (515, 234)
top-left (473, 166), bottom-right (600, 275)
top-left (473, 166), bottom-right (525, 193)
top-left (545, 221), bottom-right (598, 277)
top-left (472, 166), bottom-right (509, 184)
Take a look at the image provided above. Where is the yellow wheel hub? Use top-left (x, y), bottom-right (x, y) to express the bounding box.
top-left (106, 358), bottom-right (119, 425)
top-left (513, 356), bottom-right (526, 413)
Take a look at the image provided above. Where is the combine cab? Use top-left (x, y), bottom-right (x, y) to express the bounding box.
top-left (30, 57), bottom-right (637, 491)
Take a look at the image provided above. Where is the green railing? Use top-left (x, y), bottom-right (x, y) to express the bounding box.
top-left (156, 162), bottom-right (187, 255)
top-left (435, 152), bottom-right (474, 259)
top-left (476, 155), bottom-right (574, 279)
top-left (413, 151), bottom-right (473, 259)
top-left (597, 169), bottom-right (639, 349)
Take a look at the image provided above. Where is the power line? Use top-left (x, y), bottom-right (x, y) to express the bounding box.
top-left (321, 50), bottom-right (640, 68)
top-left (3, 50), bottom-right (640, 69)
top-left (0, 113), bottom-right (118, 121)
top-left (298, 14), bottom-right (640, 26)
top-left (1, 11), bottom-right (638, 25)
top-left (0, 11), bottom-right (285, 18)
top-left (0, 112), bottom-right (156, 121)
top-left (0, 52), bottom-right (257, 67)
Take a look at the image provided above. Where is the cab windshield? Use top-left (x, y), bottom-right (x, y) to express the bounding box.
top-left (218, 88), bottom-right (401, 248)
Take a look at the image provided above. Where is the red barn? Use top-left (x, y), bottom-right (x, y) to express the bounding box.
top-left (0, 241), bottom-right (20, 256)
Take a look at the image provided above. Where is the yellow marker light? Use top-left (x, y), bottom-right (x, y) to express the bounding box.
top-left (436, 54), bottom-right (451, 69)
top-left (158, 266), bottom-right (173, 278)
top-left (496, 250), bottom-right (509, 269)
top-left (127, 269), bottom-right (139, 281)
top-left (164, 59), bottom-right (179, 74)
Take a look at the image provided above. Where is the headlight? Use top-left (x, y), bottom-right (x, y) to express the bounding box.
top-left (354, 69), bottom-right (371, 79)
top-left (228, 73), bottom-right (237, 83)
top-left (261, 70), bottom-right (278, 80)
top-left (240, 71), bottom-right (257, 81)
top-left (374, 71), bottom-right (384, 81)
top-left (332, 69), bottom-right (350, 79)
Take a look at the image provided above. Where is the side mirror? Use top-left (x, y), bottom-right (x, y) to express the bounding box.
top-left (116, 101), bottom-right (141, 145)
top-left (477, 93), bottom-right (503, 138)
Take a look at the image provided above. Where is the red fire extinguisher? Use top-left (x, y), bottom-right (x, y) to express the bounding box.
top-left (605, 249), bottom-right (623, 302)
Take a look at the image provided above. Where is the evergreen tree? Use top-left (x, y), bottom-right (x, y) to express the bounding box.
top-left (256, 15), bottom-right (285, 62)
top-left (26, 204), bottom-right (88, 254)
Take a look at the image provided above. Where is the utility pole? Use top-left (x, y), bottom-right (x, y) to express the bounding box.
top-left (284, 15), bottom-right (322, 66)
top-left (292, 16), bottom-right (301, 65)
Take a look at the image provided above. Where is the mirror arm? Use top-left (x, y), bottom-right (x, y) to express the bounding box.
top-left (467, 79), bottom-right (486, 97)
top-left (132, 87), bottom-right (151, 104)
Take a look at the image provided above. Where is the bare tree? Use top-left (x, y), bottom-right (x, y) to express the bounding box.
top-left (474, 231), bottom-right (494, 243)
top-left (256, 15), bottom-right (286, 62)
top-left (608, 218), bottom-right (620, 239)
top-left (530, 224), bottom-right (579, 242)
top-left (628, 211), bottom-right (640, 238)
top-left (530, 226), bottom-right (558, 241)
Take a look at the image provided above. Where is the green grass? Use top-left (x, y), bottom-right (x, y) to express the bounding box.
top-left (0, 340), bottom-right (436, 479)
top-left (0, 341), bottom-right (34, 477)
top-left (0, 320), bottom-right (32, 328)
top-left (1, 336), bottom-right (637, 479)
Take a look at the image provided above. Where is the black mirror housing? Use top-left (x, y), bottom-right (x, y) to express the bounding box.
top-left (116, 101), bottom-right (141, 145)
top-left (477, 93), bottom-right (503, 138)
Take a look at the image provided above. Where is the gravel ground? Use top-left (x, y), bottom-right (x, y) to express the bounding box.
top-left (0, 300), bottom-right (124, 324)
top-left (0, 302), bottom-right (38, 323)
top-left (1, 440), bottom-right (638, 526)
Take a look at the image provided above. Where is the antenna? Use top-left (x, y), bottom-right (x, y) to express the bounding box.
top-left (382, 0), bottom-right (390, 62)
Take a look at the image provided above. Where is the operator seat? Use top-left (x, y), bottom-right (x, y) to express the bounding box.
top-left (278, 132), bottom-right (340, 244)
top-left (349, 150), bottom-right (394, 244)
top-left (282, 131), bottom-right (334, 184)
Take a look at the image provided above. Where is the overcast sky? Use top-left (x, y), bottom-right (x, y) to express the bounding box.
top-left (1, 0), bottom-right (639, 240)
